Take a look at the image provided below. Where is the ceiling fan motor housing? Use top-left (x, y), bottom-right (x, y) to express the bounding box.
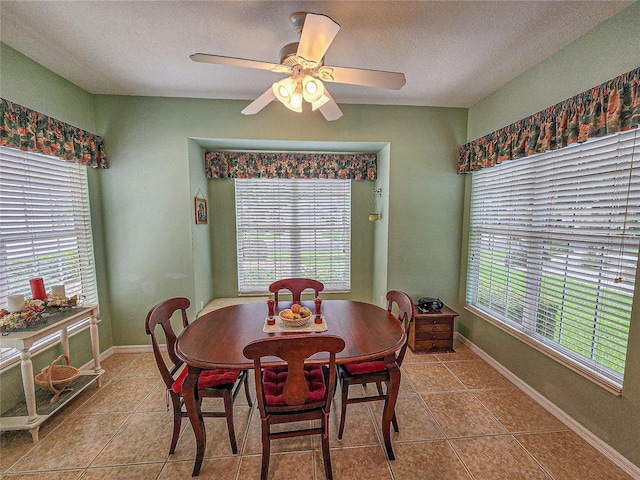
top-left (279, 42), bottom-right (324, 70)
top-left (279, 43), bottom-right (299, 67)
top-left (289, 12), bottom-right (307, 34)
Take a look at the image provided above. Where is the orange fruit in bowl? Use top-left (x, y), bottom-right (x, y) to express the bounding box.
top-left (291, 304), bottom-right (301, 314)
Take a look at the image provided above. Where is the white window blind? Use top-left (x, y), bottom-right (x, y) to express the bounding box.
top-left (235, 178), bottom-right (351, 294)
top-left (467, 128), bottom-right (640, 387)
top-left (0, 146), bottom-right (98, 307)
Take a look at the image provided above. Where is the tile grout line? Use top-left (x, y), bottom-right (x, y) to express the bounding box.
top-left (446, 438), bottom-right (479, 480)
top-left (510, 433), bottom-right (558, 480)
top-left (234, 400), bottom-right (257, 480)
top-left (87, 354), bottom-right (178, 476)
top-left (410, 353), bottom-right (476, 479)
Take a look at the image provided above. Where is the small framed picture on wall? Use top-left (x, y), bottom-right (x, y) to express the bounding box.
top-left (194, 197), bottom-right (208, 224)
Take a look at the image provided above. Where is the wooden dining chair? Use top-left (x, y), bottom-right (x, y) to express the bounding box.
top-left (268, 277), bottom-right (324, 304)
top-left (336, 290), bottom-right (414, 440)
top-left (243, 334), bottom-right (345, 480)
top-left (145, 297), bottom-right (252, 455)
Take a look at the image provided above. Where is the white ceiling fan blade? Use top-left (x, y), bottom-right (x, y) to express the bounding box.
top-left (241, 88), bottom-right (276, 115)
top-left (318, 65), bottom-right (406, 90)
top-left (318, 92), bottom-right (343, 121)
top-left (190, 53), bottom-right (291, 74)
top-left (296, 13), bottom-right (340, 69)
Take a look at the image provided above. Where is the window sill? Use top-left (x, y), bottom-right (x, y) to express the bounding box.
top-left (464, 305), bottom-right (623, 397)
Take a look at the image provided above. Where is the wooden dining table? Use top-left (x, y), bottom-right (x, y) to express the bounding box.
top-left (175, 299), bottom-right (405, 476)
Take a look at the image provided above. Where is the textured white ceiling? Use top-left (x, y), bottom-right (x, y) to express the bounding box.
top-left (0, 1), bottom-right (633, 108)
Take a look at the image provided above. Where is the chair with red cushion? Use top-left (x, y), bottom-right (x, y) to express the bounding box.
top-left (336, 290), bottom-right (414, 440)
top-left (268, 278), bottom-right (324, 304)
top-left (243, 334), bottom-right (345, 480)
top-left (145, 297), bottom-right (252, 455)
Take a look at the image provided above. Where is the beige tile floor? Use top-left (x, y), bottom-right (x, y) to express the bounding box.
top-left (0, 342), bottom-right (633, 480)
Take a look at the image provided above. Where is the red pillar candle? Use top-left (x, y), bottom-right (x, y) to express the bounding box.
top-left (30, 277), bottom-right (47, 300)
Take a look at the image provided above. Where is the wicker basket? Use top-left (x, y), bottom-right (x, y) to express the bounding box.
top-left (35, 354), bottom-right (80, 403)
top-left (278, 313), bottom-right (312, 327)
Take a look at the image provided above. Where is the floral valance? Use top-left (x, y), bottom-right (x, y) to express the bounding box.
top-left (0, 98), bottom-right (107, 168)
top-left (205, 151), bottom-right (376, 180)
top-left (458, 66), bottom-right (640, 174)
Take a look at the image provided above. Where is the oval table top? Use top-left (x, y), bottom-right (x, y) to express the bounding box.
top-left (175, 299), bottom-right (405, 369)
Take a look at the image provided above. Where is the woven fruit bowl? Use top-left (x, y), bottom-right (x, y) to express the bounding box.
top-left (35, 354), bottom-right (79, 403)
top-left (278, 304), bottom-right (313, 327)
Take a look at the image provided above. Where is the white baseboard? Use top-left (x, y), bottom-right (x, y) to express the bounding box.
top-left (455, 333), bottom-right (640, 479)
top-left (77, 344), bottom-right (153, 370)
top-left (108, 344), bottom-right (154, 354)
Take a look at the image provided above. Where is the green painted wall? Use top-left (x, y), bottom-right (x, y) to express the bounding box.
top-left (91, 95), bottom-right (466, 347)
top-left (0, 44), bottom-right (113, 413)
top-left (0, 44), bottom-right (95, 128)
top-left (461, 2), bottom-right (640, 468)
top-left (92, 96), bottom-right (198, 346)
top-left (372, 144), bottom-right (390, 308)
top-left (189, 141), bottom-right (214, 313)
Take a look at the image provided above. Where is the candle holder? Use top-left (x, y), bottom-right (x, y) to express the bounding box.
top-left (267, 299), bottom-right (276, 325)
top-left (314, 297), bottom-right (323, 324)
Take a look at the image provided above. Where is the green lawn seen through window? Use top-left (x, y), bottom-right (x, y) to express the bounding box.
top-left (474, 249), bottom-right (631, 375)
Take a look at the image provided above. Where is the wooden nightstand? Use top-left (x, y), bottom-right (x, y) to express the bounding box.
top-left (408, 305), bottom-right (459, 353)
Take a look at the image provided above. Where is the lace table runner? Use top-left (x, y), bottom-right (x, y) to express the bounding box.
top-left (262, 315), bottom-right (328, 333)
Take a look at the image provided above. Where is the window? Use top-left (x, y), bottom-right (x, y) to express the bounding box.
top-left (0, 146), bottom-right (98, 369)
top-left (466, 128), bottom-right (640, 389)
top-left (235, 178), bottom-right (351, 294)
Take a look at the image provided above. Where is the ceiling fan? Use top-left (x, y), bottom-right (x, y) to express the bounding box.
top-left (190, 12), bottom-right (406, 121)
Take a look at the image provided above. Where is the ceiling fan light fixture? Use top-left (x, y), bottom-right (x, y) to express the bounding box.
top-left (289, 90), bottom-right (303, 112)
top-left (278, 85), bottom-right (290, 98)
top-left (272, 77), bottom-right (296, 103)
top-left (302, 75), bottom-right (324, 102)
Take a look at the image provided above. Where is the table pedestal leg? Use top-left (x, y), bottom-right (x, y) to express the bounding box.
top-left (183, 365), bottom-right (205, 476)
top-left (89, 315), bottom-right (104, 387)
top-left (382, 354), bottom-right (400, 460)
top-left (20, 349), bottom-right (40, 442)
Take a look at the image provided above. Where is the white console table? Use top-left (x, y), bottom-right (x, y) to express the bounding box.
top-left (0, 305), bottom-right (103, 441)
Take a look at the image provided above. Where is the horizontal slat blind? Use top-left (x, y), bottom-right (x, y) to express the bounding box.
top-left (235, 178), bottom-right (350, 293)
top-left (0, 146), bottom-right (98, 305)
top-left (467, 128), bottom-right (640, 386)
